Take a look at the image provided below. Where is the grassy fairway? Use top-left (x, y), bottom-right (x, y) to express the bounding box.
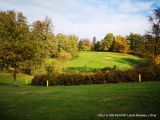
top-left (64, 51), bottom-right (147, 72)
top-left (0, 73), bottom-right (160, 120)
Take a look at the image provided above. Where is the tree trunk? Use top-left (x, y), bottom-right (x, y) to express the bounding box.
top-left (13, 67), bottom-right (17, 87)
top-left (6, 64), bottom-right (9, 70)
top-left (153, 37), bottom-right (159, 63)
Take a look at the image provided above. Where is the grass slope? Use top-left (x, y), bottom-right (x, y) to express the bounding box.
top-left (0, 73), bottom-right (160, 120)
top-left (64, 51), bottom-right (147, 72)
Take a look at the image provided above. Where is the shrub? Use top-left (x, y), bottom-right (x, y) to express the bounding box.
top-left (58, 51), bottom-right (72, 61)
top-left (52, 60), bottom-right (62, 74)
top-left (32, 74), bottom-right (47, 86)
top-left (134, 64), bottom-right (160, 81)
top-left (31, 64), bottom-right (160, 86)
top-left (155, 55), bottom-right (160, 64)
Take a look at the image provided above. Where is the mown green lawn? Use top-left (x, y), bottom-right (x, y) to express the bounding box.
top-left (64, 51), bottom-right (147, 72)
top-left (0, 73), bottom-right (160, 120)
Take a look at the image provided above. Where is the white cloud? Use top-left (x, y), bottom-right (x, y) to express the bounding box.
top-left (0, 0), bottom-right (154, 40)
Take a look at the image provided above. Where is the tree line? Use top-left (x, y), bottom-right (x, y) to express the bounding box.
top-left (79, 32), bottom-right (159, 60)
top-left (0, 10), bottom-right (79, 85)
top-left (78, 8), bottom-right (160, 62)
top-left (0, 8), bottom-right (160, 85)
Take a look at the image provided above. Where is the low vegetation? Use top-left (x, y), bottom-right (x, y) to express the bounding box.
top-left (32, 64), bottom-right (160, 86)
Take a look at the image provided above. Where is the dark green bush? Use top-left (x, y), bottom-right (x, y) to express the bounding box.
top-left (31, 65), bottom-right (160, 86)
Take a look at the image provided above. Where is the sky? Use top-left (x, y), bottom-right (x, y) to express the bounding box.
top-left (1, 0), bottom-right (160, 40)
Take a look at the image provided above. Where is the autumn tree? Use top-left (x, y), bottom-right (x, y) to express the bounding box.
top-left (0, 11), bottom-right (42, 86)
top-left (112, 35), bottom-right (130, 53)
top-left (78, 38), bottom-right (91, 51)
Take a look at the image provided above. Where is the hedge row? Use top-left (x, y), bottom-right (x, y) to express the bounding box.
top-left (31, 65), bottom-right (160, 86)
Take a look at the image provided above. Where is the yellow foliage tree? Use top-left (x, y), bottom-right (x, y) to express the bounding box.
top-left (113, 35), bottom-right (130, 53)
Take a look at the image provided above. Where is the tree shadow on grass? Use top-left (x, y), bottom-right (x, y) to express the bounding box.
top-left (64, 67), bottom-right (100, 73)
top-left (0, 82), bottom-right (12, 86)
top-left (114, 58), bottom-right (148, 66)
top-left (64, 58), bottom-right (148, 73)
top-left (64, 66), bottom-right (115, 73)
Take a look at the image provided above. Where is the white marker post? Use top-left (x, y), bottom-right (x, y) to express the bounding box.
top-left (139, 74), bottom-right (141, 82)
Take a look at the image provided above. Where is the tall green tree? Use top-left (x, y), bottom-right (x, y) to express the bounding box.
top-left (101, 33), bottom-right (114, 51)
top-left (138, 35), bottom-right (154, 57)
top-left (30, 17), bottom-right (58, 58)
top-left (91, 36), bottom-right (96, 51)
top-left (94, 41), bottom-right (102, 51)
top-left (56, 33), bottom-right (79, 57)
top-left (68, 35), bottom-right (79, 57)
top-left (0, 11), bottom-right (29, 85)
top-left (127, 33), bottom-right (141, 53)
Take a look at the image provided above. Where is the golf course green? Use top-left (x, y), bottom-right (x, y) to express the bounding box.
top-left (63, 51), bottom-right (147, 72)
